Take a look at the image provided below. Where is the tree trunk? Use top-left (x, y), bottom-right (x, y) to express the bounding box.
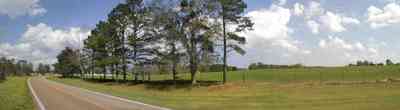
top-left (122, 29), bottom-right (127, 82)
top-left (123, 58), bottom-right (127, 81)
top-left (190, 70), bottom-right (196, 84)
top-left (190, 52), bottom-right (197, 84)
top-left (115, 64), bottom-right (119, 82)
top-left (103, 66), bottom-right (106, 80)
top-left (91, 52), bottom-right (95, 79)
top-left (111, 64), bottom-right (115, 80)
top-left (134, 73), bottom-right (138, 82)
top-left (189, 35), bottom-right (197, 85)
top-left (172, 62), bottom-right (177, 81)
top-left (222, 6), bottom-right (227, 84)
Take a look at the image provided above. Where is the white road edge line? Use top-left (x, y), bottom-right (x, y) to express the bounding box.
top-left (46, 78), bottom-right (171, 110)
top-left (27, 78), bottom-right (46, 110)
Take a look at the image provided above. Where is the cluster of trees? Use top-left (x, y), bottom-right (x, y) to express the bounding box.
top-left (349, 60), bottom-right (382, 66)
top-left (349, 59), bottom-right (398, 66)
top-left (55, 0), bottom-right (252, 84)
top-left (248, 62), bottom-right (304, 70)
top-left (0, 57), bottom-right (34, 80)
top-left (207, 64), bottom-right (238, 72)
top-left (54, 47), bottom-right (81, 78)
top-left (37, 63), bottom-right (51, 75)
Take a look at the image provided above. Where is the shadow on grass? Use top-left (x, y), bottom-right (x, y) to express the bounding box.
top-left (140, 80), bottom-right (220, 91)
top-left (67, 77), bottom-right (221, 91)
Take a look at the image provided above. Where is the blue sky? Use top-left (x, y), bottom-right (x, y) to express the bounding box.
top-left (0, 0), bottom-right (269, 43)
top-left (0, 0), bottom-right (122, 43)
top-left (2, 0), bottom-right (400, 67)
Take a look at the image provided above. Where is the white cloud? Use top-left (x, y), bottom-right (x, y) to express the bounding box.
top-left (367, 3), bottom-right (400, 29)
top-left (230, 1), bottom-right (396, 67)
top-left (342, 17), bottom-right (361, 24)
top-left (293, 3), bottom-right (305, 16)
top-left (0, 0), bottom-right (46, 18)
top-left (0, 23), bottom-right (89, 65)
top-left (318, 36), bottom-right (367, 51)
top-left (307, 20), bottom-right (320, 34)
top-left (308, 36), bottom-right (380, 66)
top-left (319, 11), bottom-right (360, 32)
top-left (305, 1), bottom-right (324, 19)
top-left (234, 4), bottom-right (311, 66)
top-left (275, 0), bottom-right (287, 6)
top-left (293, 1), bottom-right (359, 33)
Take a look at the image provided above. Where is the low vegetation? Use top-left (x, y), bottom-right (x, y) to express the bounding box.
top-left (51, 66), bottom-right (400, 110)
top-left (0, 57), bottom-right (35, 80)
top-left (0, 77), bottom-right (34, 110)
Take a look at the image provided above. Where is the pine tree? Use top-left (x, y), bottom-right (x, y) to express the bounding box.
top-left (214, 0), bottom-right (253, 84)
top-left (54, 47), bottom-right (81, 78)
top-left (148, 1), bottom-right (186, 81)
top-left (176, 0), bottom-right (219, 84)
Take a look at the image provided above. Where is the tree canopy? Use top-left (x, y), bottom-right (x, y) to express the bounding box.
top-left (57, 0), bottom-right (251, 84)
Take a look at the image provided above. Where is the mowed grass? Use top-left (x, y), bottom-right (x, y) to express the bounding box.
top-left (0, 77), bottom-right (34, 110)
top-left (152, 66), bottom-right (400, 83)
top-left (51, 66), bottom-right (400, 110)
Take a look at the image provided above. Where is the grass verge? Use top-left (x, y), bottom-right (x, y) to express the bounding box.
top-left (0, 77), bottom-right (34, 110)
top-left (51, 76), bottom-right (400, 110)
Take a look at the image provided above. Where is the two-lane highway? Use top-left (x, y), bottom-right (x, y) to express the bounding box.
top-left (28, 77), bottom-right (170, 110)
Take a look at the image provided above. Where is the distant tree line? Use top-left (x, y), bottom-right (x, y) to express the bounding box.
top-left (37, 63), bottom-right (51, 75)
top-left (54, 0), bottom-right (253, 84)
top-left (0, 57), bottom-right (34, 80)
top-left (206, 64), bottom-right (238, 72)
top-left (248, 62), bottom-right (303, 70)
top-left (348, 59), bottom-right (399, 66)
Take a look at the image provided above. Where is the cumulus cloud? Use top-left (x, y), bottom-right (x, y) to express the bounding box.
top-left (367, 3), bottom-right (400, 29)
top-left (0, 23), bottom-right (90, 65)
top-left (293, 3), bottom-right (305, 16)
top-left (230, 1), bottom-right (392, 67)
top-left (307, 36), bottom-right (380, 66)
top-left (242, 5), bottom-right (310, 54)
top-left (318, 11), bottom-right (360, 32)
top-left (295, 1), bottom-right (359, 33)
top-left (307, 20), bottom-right (320, 34)
top-left (318, 36), bottom-right (371, 52)
top-left (305, 1), bottom-right (324, 19)
top-left (0, 0), bottom-right (46, 18)
top-left (232, 4), bottom-right (311, 66)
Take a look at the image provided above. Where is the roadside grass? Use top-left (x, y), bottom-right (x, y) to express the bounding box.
top-left (0, 77), bottom-right (34, 110)
top-left (51, 66), bottom-right (400, 110)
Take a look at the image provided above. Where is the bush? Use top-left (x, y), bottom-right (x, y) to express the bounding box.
top-left (207, 64), bottom-right (237, 72)
top-left (248, 62), bottom-right (303, 70)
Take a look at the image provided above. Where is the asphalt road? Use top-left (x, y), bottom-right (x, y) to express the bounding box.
top-left (28, 77), bottom-right (170, 110)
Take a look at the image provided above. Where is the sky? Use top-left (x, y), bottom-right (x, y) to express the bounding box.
top-left (1, 0), bottom-right (400, 67)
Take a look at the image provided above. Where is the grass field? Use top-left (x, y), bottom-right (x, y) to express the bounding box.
top-left (0, 77), bottom-right (34, 110)
top-left (51, 66), bottom-right (400, 110)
